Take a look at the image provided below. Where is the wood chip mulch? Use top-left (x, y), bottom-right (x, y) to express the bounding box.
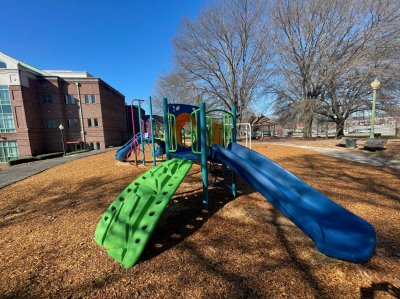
top-left (0, 145), bottom-right (399, 298)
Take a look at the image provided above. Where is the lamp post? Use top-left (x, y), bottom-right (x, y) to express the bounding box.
top-left (75, 82), bottom-right (86, 148)
top-left (370, 79), bottom-right (380, 138)
top-left (59, 124), bottom-right (66, 156)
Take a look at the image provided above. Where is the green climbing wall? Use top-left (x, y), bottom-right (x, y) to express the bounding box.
top-left (94, 158), bottom-right (193, 269)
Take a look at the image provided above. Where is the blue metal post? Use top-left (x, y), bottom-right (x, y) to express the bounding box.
top-left (231, 106), bottom-right (237, 197)
top-left (163, 98), bottom-right (170, 160)
top-left (138, 100), bottom-right (145, 166)
top-left (200, 102), bottom-right (209, 209)
top-left (149, 96), bottom-right (156, 166)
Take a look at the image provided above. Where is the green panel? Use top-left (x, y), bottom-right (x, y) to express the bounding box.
top-left (94, 158), bottom-right (193, 269)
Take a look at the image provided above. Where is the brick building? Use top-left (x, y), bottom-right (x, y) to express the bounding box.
top-left (0, 52), bottom-right (128, 162)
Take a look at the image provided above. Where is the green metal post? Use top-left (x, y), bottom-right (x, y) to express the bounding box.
top-left (231, 106), bottom-right (237, 197)
top-left (163, 98), bottom-right (170, 160)
top-left (149, 96), bottom-right (156, 166)
top-left (200, 102), bottom-right (208, 210)
top-left (138, 100), bottom-right (145, 166)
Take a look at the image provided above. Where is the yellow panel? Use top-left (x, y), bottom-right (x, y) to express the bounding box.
top-left (213, 123), bottom-right (223, 146)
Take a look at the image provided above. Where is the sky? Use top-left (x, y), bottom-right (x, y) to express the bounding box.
top-left (1, 0), bottom-right (211, 112)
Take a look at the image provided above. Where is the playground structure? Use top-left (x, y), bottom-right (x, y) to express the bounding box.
top-left (115, 97), bottom-right (164, 166)
top-left (96, 98), bottom-right (376, 269)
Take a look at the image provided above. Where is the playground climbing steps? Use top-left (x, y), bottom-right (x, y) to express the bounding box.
top-left (94, 158), bottom-right (193, 269)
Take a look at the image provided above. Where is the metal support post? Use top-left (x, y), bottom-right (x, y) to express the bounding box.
top-left (137, 100), bottom-right (145, 165)
top-left (200, 102), bottom-right (209, 210)
top-left (231, 106), bottom-right (237, 197)
top-left (149, 96), bottom-right (156, 166)
top-left (163, 98), bottom-right (170, 160)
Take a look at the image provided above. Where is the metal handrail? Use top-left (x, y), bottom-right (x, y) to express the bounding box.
top-left (190, 109), bottom-right (201, 154)
top-left (167, 113), bottom-right (177, 152)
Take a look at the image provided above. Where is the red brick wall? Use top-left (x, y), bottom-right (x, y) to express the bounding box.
top-left (7, 85), bottom-right (34, 157)
top-left (98, 81), bottom-right (128, 148)
top-left (1, 76), bottom-right (129, 158)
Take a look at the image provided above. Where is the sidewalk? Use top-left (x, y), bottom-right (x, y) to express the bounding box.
top-left (268, 142), bottom-right (400, 170)
top-left (0, 148), bottom-right (116, 189)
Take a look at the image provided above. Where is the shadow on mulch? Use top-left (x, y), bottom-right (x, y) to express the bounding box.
top-left (0, 175), bottom-right (126, 230)
top-left (140, 165), bottom-right (252, 264)
top-left (360, 282), bottom-right (400, 298)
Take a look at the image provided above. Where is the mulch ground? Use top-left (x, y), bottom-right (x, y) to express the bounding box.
top-left (0, 145), bottom-right (399, 298)
top-left (263, 137), bottom-right (400, 161)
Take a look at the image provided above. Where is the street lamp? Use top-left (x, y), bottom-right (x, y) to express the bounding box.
top-left (59, 124), bottom-right (66, 156)
top-left (75, 82), bottom-right (86, 148)
top-left (370, 79), bottom-right (380, 138)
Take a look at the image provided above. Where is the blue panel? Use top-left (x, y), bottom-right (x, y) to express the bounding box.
top-left (170, 151), bottom-right (201, 161)
top-left (167, 104), bottom-right (199, 116)
top-left (211, 143), bottom-right (376, 263)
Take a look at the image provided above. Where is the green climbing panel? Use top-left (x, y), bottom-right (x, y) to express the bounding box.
top-left (94, 158), bottom-right (193, 269)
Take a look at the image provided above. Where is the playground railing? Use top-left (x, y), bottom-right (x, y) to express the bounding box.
top-left (207, 109), bottom-right (234, 148)
top-left (167, 113), bottom-right (177, 152)
top-left (190, 108), bottom-right (201, 154)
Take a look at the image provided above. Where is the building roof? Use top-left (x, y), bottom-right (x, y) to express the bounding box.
top-left (1, 52), bottom-right (92, 79)
top-left (43, 70), bottom-right (93, 78)
top-left (0, 52), bottom-right (124, 98)
top-left (0, 51), bottom-right (51, 76)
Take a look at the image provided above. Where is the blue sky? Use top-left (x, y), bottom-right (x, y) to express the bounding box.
top-left (1, 0), bottom-right (211, 111)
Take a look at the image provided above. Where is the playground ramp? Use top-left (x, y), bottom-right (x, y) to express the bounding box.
top-left (211, 143), bottom-right (376, 263)
top-left (95, 158), bottom-right (193, 269)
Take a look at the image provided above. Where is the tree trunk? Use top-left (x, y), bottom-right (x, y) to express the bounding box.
top-left (302, 98), bottom-right (314, 138)
top-left (303, 115), bottom-right (313, 138)
top-left (335, 119), bottom-right (345, 138)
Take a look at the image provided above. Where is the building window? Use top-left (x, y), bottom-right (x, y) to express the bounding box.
top-left (42, 94), bottom-right (53, 104)
top-left (45, 119), bottom-right (57, 128)
top-left (64, 95), bottom-right (76, 104)
top-left (0, 61), bottom-right (6, 69)
top-left (96, 142), bottom-right (100, 150)
top-left (94, 118), bottom-right (99, 127)
top-left (84, 94), bottom-right (96, 104)
top-left (67, 119), bottom-right (79, 128)
top-left (0, 86), bottom-right (16, 133)
top-left (89, 142), bottom-right (94, 149)
top-left (87, 118), bottom-right (92, 127)
top-left (0, 141), bottom-right (19, 162)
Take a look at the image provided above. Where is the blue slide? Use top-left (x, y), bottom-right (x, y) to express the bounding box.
top-left (115, 134), bottom-right (164, 161)
top-left (115, 134), bottom-right (139, 162)
top-left (211, 143), bottom-right (376, 263)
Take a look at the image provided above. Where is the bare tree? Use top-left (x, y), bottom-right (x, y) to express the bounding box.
top-left (173, 0), bottom-right (272, 123)
top-left (153, 70), bottom-right (202, 114)
top-left (271, 0), bottom-right (400, 138)
top-left (153, 69), bottom-right (224, 114)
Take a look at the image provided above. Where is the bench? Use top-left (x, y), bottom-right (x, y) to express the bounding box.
top-left (364, 138), bottom-right (387, 151)
top-left (337, 138), bottom-right (357, 148)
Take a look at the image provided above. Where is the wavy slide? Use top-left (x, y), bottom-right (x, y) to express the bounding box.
top-left (211, 143), bottom-right (376, 263)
